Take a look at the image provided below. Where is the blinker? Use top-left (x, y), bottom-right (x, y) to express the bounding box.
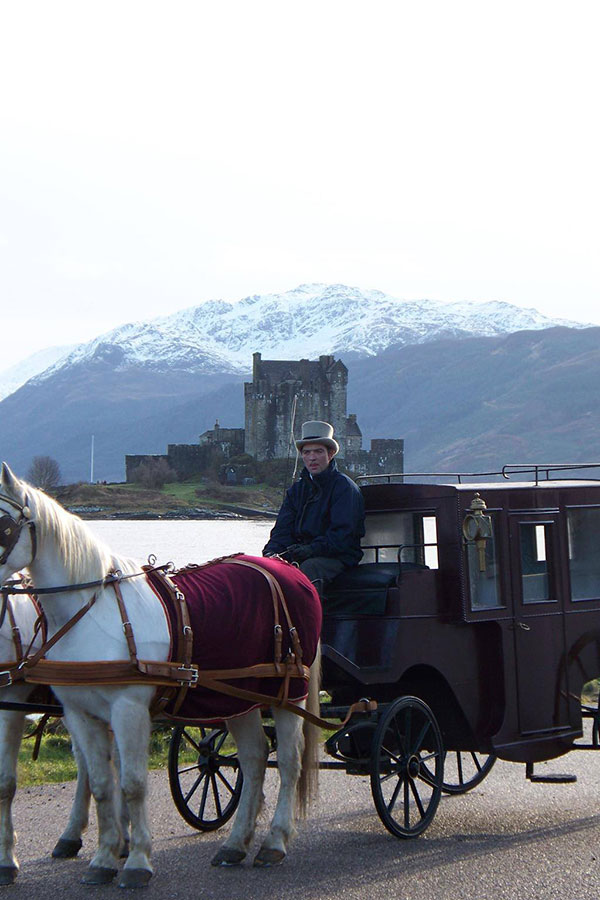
top-left (0, 517), bottom-right (16, 546)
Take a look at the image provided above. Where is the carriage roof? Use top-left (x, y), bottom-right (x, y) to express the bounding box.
top-left (357, 463), bottom-right (600, 509)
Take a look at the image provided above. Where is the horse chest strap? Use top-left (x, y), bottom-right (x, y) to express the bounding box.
top-left (112, 581), bottom-right (138, 664)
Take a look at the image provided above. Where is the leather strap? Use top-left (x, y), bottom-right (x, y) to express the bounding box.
top-left (15, 657), bottom-right (198, 687)
top-left (0, 594), bottom-right (46, 687)
top-left (1, 577), bottom-right (198, 694)
top-left (6, 597), bottom-right (23, 661)
top-left (141, 566), bottom-right (196, 716)
top-left (226, 557), bottom-right (306, 676)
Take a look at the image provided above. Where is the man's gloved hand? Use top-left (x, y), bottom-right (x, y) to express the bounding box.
top-left (282, 543), bottom-right (313, 563)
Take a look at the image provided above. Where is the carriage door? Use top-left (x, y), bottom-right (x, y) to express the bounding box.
top-left (509, 514), bottom-right (570, 736)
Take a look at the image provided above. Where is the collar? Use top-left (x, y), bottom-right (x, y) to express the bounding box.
top-left (301, 459), bottom-right (338, 485)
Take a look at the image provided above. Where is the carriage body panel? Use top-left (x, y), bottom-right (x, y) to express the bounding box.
top-left (321, 473), bottom-right (600, 765)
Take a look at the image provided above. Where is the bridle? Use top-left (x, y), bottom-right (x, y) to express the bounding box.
top-left (0, 492), bottom-right (36, 569)
top-left (0, 492), bottom-right (37, 630)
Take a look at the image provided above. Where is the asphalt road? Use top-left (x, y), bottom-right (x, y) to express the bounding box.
top-left (10, 749), bottom-right (600, 900)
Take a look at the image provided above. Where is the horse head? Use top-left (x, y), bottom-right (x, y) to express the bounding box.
top-left (0, 463), bottom-right (36, 581)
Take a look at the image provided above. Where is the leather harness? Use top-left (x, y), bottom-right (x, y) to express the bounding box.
top-left (0, 556), bottom-right (338, 728)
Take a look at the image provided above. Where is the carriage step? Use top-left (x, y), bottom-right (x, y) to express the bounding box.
top-left (525, 762), bottom-right (577, 784)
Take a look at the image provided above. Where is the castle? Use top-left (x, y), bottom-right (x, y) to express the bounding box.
top-left (125, 352), bottom-right (403, 482)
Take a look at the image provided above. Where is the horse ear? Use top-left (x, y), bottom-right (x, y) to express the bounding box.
top-left (0, 462), bottom-right (25, 502)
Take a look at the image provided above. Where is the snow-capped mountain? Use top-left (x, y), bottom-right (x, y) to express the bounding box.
top-left (29, 284), bottom-right (585, 386)
top-left (0, 282), bottom-right (596, 484)
top-left (0, 344), bottom-right (75, 401)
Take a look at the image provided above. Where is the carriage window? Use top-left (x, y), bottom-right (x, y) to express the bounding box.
top-left (361, 511), bottom-right (438, 569)
top-left (567, 507), bottom-right (600, 601)
top-left (466, 514), bottom-right (503, 609)
top-left (520, 522), bottom-right (552, 603)
top-left (422, 516), bottom-right (439, 569)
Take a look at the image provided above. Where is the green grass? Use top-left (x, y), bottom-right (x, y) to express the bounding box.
top-left (17, 722), bottom-right (173, 788)
top-left (162, 479), bottom-right (279, 508)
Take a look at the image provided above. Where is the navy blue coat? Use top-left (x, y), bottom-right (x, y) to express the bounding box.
top-left (263, 460), bottom-right (365, 566)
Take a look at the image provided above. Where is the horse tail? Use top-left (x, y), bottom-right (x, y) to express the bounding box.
top-left (296, 641), bottom-right (321, 817)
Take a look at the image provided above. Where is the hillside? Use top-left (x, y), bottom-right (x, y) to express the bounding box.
top-left (348, 326), bottom-right (600, 471)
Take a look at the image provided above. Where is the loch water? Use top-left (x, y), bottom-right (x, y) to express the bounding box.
top-left (87, 518), bottom-right (274, 568)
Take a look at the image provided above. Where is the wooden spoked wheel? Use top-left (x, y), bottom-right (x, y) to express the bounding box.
top-left (168, 725), bottom-right (243, 831)
top-left (370, 696), bottom-right (444, 838)
top-left (439, 751), bottom-right (496, 794)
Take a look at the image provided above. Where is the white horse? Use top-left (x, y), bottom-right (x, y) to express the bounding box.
top-left (0, 463), bottom-right (321, 888)
top-left (0, 589), bottom-right (129, 884)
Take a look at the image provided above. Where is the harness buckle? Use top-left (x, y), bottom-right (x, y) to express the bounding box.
top-left (177, 665), bottom-right (199, 686)
top-left (0, 670), bottom-right (13, 687)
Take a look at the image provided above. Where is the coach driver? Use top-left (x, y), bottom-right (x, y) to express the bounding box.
top-left (263, 420), bottom-right (365, 590)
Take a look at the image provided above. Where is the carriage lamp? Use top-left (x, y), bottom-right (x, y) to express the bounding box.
top-left (462, 493), bottom-right (493, 572)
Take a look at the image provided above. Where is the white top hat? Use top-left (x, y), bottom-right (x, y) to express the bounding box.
top-left (295, 420), bottom-right (339, 455)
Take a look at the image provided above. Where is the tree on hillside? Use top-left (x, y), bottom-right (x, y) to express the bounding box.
top-left (27, 456), bottom-right (62, 491)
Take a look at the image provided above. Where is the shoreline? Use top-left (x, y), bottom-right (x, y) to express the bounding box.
top-left (69, 505), bottom-right (278, 521)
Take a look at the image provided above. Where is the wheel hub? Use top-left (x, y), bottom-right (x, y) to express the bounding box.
top-left (406, 754), bottom-right (421, 779)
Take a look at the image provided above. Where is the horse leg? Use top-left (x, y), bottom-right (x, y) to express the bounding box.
top-left (254, 651), bottom-right (321, 867)
top-left (253, 705), bottom-right (304, 867)
top-left (51, 734), bottom-right (90, 859)
top-left (211, 709), bottom-right (269, 867)
top-left (109, 700), bottom-right (152, 888)
top-left (62, 710), bottom-right (122, 884)
top-left (112, 739), bottom-right (130, 858)
top-left (0, 710), bottom-right (25, 884)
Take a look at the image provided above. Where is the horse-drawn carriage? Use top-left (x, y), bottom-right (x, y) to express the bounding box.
top-left (2, 461), bottom-right (600, 884)
top-left (169, 463), bottom-right (600, 840)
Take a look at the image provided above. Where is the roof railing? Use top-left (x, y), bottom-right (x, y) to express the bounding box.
top-left (357, 463), bottom-right (600, 487)
top-left (500, 463), bottom-right (600, 485)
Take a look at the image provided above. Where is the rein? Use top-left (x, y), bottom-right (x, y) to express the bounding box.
top-left (1, 565), bottom-right (171, 596)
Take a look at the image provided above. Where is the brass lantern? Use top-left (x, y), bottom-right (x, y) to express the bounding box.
top-left (462, 493), bottom-right (493, 572)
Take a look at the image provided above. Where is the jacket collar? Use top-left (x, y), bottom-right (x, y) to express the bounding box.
top-left (301, 458), bottom-right (338, 485)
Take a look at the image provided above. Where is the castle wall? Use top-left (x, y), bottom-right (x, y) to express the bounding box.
top-left (125, 454), bottom-right (168, 482)
top-left (369, 439), bottom-right (405, 476)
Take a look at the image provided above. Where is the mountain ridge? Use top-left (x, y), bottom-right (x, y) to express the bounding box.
top-left (0, 284), bottom-right (595, 483)
top-left (2, 283), bottom-right (583, 399)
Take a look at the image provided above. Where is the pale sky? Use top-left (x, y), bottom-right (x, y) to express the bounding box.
top-left (1, 0), bottom-right (598, 369)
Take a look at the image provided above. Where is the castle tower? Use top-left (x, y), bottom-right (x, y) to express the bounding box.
top-left (244, 353), bottom-right (349, 460)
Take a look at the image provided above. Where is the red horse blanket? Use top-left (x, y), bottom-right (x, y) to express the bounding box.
top-left (146, 555), bottom-right (322, 723)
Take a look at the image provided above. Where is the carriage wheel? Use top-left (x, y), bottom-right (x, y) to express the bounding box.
top-left (370, 696), bottom-right (444, 838)
top-left (439, 751), bottom-right (496, 794)
top-left (168, 725), bottom-right (243, 831)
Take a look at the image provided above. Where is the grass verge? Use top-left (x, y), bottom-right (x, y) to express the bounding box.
top-left (18, 723), bottom-right (173, 788)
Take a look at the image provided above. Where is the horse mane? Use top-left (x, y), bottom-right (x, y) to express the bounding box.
top-left (26, 483), bottom-right (117, 583)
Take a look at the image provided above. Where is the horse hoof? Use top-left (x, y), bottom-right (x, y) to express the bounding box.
top-left (253, 847), bottom-right (286, 867)
top-left (120, 838), bottom-right (130, 859)
top-left (81, 866), bottom-right (118, 884)
top-left (0, 866), bottom-right (18, 885)
top-left (211, 847), bottom-right (247, 867)
top-left (52, 837), bottom-right (83, 859)
top-left (118, 868), bottom-right (152, 889)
